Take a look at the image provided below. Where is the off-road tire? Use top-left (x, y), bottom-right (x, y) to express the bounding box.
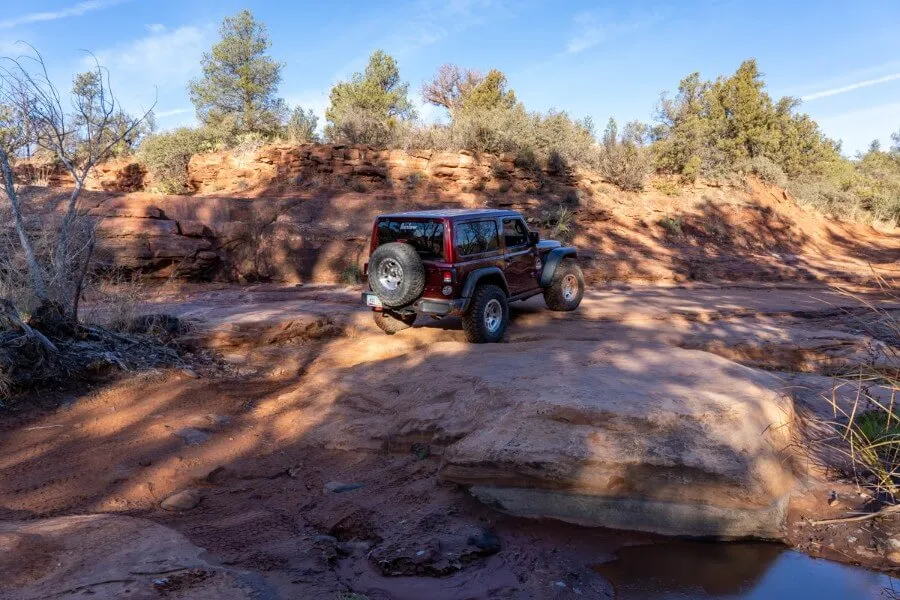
top-left (544, 260), bottom-right (584, 311)
top-left (367, 242), bottom-right (426, 308)
top-left (373, 311), bottom-right (416, 335)
top-left (462, 284), bottom-right (508, 343)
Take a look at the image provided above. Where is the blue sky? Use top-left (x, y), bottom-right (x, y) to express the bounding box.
top-left (1, 0), bottom-right (898, 154)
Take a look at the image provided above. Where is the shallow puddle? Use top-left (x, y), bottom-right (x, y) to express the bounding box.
top-left (594, 540), bottom-right (896, 599)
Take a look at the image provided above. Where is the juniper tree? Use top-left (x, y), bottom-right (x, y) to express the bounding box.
top-left (325, 50), bottom-right (413, 145)
top-left (459, 70), bottom-right (516, 113)
top-left (189, 10), bottom-right (286, 140)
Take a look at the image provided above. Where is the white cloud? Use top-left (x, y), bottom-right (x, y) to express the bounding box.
top-left (801, 72), bottom-right (900, 101)
top-left (145, 23), bottom-right (166, 34)
top-left (154, 107), bottom-right (192, 119)
top-left (566, 12), bottom-right (604, 54)
top-left (330, 0), bottom-right (502, 84)
top-left (564, 8), bottom-right (667, 55)
top-left (85, 24), bottom-right (212, 117)
top-left (89, 25), bottom-right (210, 87)
top-left (0, 0), bottom-right (130, 30)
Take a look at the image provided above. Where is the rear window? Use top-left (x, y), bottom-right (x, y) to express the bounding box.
top-left (377, 219), bottom-right (445, 260)
top-left (455, 220), bottom-right (500, 256)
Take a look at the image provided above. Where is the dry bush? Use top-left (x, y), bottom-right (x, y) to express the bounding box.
top-left (231, 132), bottom-right (266, 167)
top-left (79, 271), bottom-right (147, 328)
top-left (788, 177), bottom-right (868, 222)
top-left (737, 156), bottom-right (788, 188)
top-left (597, 119), bottom-right (650, 191)
top-left (0, 201), bottom-right (96, 317)
top-left (400, 107), bottom-right (596, 170)
top-left (328, 106), bottom-right (398, 147)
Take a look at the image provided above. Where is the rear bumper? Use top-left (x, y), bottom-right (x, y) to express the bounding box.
top-left (361, 293), bottom-right (465, 317)
top-left (416, 298), bottom-right (466, 316)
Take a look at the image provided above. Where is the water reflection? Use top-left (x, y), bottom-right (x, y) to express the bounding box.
top-left (594, 541), bottom-right (896, 599)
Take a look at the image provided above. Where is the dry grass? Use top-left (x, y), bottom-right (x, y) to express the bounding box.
top-left (79, 271), bottom-right (147, 328)
top-left (818, 271), bottom-right (900, 503)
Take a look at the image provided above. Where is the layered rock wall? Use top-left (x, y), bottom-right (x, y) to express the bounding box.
top-left (187, 144), bottom-right (577, 198)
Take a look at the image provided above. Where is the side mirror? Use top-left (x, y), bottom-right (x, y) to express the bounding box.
top-left (528, 231), bottom-right (540, 245)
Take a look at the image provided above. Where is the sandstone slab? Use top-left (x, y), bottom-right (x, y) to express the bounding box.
top-left (296, 337), bottom-right (797, 539)
top-left (0, 514), bottom-right (260, 599)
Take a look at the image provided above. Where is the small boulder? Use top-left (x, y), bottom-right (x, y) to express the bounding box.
top-left (161, 489), bottom-right (204, 511)
top-left (173, 427), bottom-right (210, 446)
top-left (324, 481), bottom-right (364, 494)
top-left (467, 528), bottom-right (501, 555)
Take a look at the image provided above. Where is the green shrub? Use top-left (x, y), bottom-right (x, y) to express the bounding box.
top-left (547, 150), bottom-right (567, 174)
top-left (514, 148), bottom-right (540, 171)
top-left (138, 128), bottom-right (213, 194)
top-left (652, 178), bottom-right (682, 196)
top-left (658, 216), bottom-right (683, 237)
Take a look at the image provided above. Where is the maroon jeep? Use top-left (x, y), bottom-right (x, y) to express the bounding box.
top-left (361, 209), bottom-right (583, 343)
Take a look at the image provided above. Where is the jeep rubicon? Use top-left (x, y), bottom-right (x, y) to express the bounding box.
top-left (361, 209), bottom-right (584, 343)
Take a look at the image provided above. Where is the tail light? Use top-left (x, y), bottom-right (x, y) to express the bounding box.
top-left (442, 271), bottom-right (453, 284)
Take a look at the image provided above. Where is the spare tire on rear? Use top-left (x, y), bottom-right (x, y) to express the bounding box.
top-left (368, 242), bottom-right (426, 308)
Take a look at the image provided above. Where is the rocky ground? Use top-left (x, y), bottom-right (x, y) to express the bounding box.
top-left (1, 283), bottom-right (898, 599)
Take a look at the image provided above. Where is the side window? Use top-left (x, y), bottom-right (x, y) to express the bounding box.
top-left (455, 220), bottom-right (500, 256)
top-left (502, 218), bottom-right (528, 248)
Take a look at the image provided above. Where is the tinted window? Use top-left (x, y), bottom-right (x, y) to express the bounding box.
top-left (455, 220), bottom-right (500, 256)
top-left (377, 219), bottom-right (445, 260)
top-left (503, 218), bottom-right (529, 248)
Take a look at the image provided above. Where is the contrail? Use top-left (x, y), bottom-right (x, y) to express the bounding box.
top-left (0, 0), bottom-right (129, 30)
top-left (802, 72), bottom-right (900, 101)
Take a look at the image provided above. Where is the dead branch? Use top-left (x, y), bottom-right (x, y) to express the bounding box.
top-left (807, 503), bottom-right (900, 526)
top-left (0, 297), bottom-right (57, 353)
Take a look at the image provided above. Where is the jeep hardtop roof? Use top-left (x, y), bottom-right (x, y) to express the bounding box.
top-left (377, 209), bottom-right (521, 220)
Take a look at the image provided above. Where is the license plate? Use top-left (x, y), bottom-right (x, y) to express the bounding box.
top-left (365, 294), bottom-right (382, 308)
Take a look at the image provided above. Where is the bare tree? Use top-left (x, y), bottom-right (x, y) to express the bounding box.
top-left (0, 44), bottom-right (154, 321)
top-left (0, 99), bottom-right (46, 300)
top-left (421, 63), bottom-right (484, 117)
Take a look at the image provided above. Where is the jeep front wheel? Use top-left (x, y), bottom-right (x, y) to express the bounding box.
top-left (373, 311), bottom-right (416, 335)
top-left (462, 284), bottom-right (508, 343)
top-left (544, 260), bottom-right (585, 311)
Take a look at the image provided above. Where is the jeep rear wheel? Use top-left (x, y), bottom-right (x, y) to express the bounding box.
top-left (368, 242), bottom-right (426, 308)
top-left (462, 284), bottom-right (508, 343)
top-left (373, 311), bottom-right (416, 335)
top-left (544, 260), bottom-right (584, 311)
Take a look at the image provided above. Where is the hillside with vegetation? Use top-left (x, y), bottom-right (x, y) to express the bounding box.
top-left (112, 10), bottom-right (900, 228)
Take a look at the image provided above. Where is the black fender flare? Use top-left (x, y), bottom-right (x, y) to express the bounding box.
top-left (459, 267), bottom-right (509, 312)
top-left (539, 247), bottom-right (577, 287)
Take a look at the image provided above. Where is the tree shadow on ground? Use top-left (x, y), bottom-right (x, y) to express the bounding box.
top-left (0, 298), bottom-right (808, 598)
